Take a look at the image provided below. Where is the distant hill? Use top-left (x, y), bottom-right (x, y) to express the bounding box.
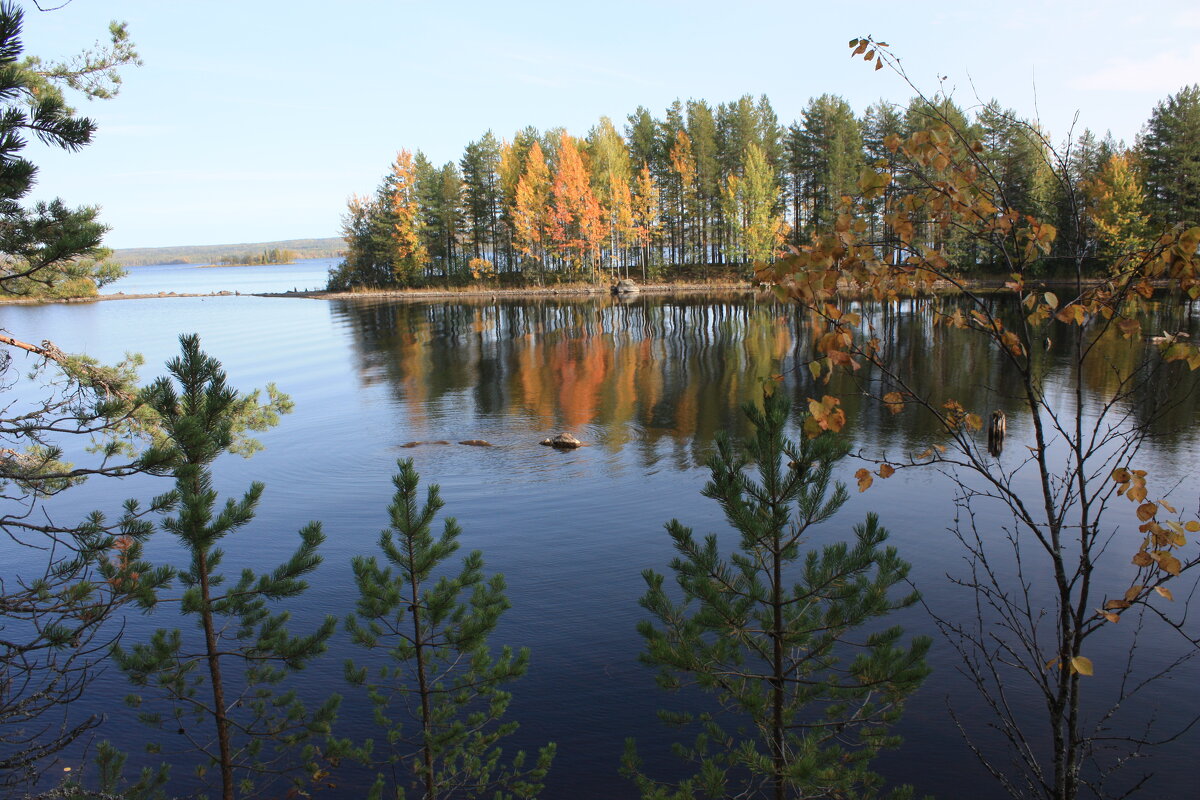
top-left (112, 237), bottom-right (345, 267)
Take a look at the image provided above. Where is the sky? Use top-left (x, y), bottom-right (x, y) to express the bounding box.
top-left (17, 0), bottom-right (1200, 249)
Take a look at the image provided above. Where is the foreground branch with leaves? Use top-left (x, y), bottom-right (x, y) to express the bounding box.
top-left (754, 37), bottom-right (1200, 800)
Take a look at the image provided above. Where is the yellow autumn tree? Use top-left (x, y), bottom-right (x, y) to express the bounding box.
top-left (549, 132), bottom-right (606, 281)
top-left (608, 173), bottom-right (637, 278)
top-left (1086, 152), bottom-right (1151, 262)
top-left (631, 164), bottom-right (660, 279)
top-left (513, 141), bottom-right (551, 279)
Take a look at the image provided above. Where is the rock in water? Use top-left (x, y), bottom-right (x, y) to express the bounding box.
top-left (540, 432), bottom-right (583, 449)
top-left (611, 278), bottom-right (640, 295)
top-left (458, 439), bottom-right (492, 447)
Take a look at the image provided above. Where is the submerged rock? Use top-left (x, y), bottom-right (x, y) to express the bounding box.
top-left (540, 432), bottom-right (583, 449)
top-left (458, 439), bottom-right (492, 447)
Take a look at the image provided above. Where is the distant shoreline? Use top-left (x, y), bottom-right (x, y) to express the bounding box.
top-left (259, 282), bottom-right (756, 301)
top-left (0, 283), bottom-right (755, 305)
top-left (0, 277), bottom-right (1121, 306)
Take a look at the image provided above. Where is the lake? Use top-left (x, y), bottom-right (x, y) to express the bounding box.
top-left (2, 263), bottom-right (1197, 798)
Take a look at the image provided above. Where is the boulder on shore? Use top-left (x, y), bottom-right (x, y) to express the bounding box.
top-left (611, 278), bottom-right (639, 295)
top-left (540, 432), bottom-right (583, 449)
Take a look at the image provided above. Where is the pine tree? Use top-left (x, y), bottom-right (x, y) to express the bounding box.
top-left (460, 132), bottom-right (503, 265)
top-left (344, 459), bottom-right (555, 800)
top-left (0, 4), bottom-right (168, 787)
top-left (624, 389), bottom-right (930, 800)
top-left (862, 101), bottom-right (904, 257)
top-left (113, 335), bottom-right (338, 800)
top-left (1139, 84), bottom-right (1200, 228)
top-left (786, 94), bottom-right (864, 237)
top-left (686, 100), bottom-right (721, 266)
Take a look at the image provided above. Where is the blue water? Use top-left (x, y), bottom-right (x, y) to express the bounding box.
top-left (106, 257), bottom-right (337, 295)
top-left (0, 286), bottom-right (1197, 799)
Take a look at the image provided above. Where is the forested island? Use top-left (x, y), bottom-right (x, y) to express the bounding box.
top-left (111, 238), bottom-right (343, 268)
top-left (214, 247), bottom-right (300, 266)
top-left (332, 87), bottom-right (1199, 290)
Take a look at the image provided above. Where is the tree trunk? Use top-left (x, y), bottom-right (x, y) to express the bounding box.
top-left (198, 550), bottom-right (234, 800)
top-left (410, 569), bottom-right (436, 799)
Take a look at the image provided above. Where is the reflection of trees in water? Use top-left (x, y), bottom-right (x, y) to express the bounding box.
top-left (330, 295), bottom-right (1200, 469)
top-left (331, 296), bottom-right (798, 468)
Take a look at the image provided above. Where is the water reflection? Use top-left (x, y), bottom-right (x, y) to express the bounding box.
top-left (330, 293), bottom-right (1200, 467)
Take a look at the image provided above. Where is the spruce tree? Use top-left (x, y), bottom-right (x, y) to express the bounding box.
top-left (624, 389), bottom-right (930, 800)
top-left (113, 335), bottom-right (338, 800)
top-left (344, 459), bottom-right (555, 800)
top-left (1140, 83), bottom-right (1200, 228)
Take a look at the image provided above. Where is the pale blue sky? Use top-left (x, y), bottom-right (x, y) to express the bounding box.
top-left (19, 0), bottom-right (1200, 249)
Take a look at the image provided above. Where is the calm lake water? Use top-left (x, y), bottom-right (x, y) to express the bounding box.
top-left (2, 264), bottom-right (1198, 798)
top-left (107, 257), bottom-right (337, 295)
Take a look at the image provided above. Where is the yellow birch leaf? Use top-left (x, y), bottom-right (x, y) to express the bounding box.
top-left (1070, 656), bottom-right (1094, 676)
top-left (855, 468), bottom-right (873, 492)
top-left (1131, 551), bottom-right (1153, 567)
top-left (1105, 599), bottom-right (1131, 610)
top-left (1136, 502), bottom-right (1158, 522)
top-left (1157, 554), bottom-right (1182, 576)
top-left (808, 360), bottom-right (822, 380)
top-left (1160, 499), bottom-right (1177, 514)
top-left (1124, 585), bottom-right (1143, 602)
top-left (1111, 468), bottom-right (1130, 483)
top-left (1187, 520), bottom-right (1200, 533)
top-left (1155, 585), bottom-right (1174, 601)
top-left (1043, 291), bottom-right (1058, 308)
top-left (878, 463), bottom-right (895, 478)
top-left (1097, 610), bottom-right (1120, 623)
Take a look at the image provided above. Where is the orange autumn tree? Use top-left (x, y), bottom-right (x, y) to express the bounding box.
top-left (387, 149), bottom-right (428, 285)
top-left (513, 141), bottom-right (552, 279)
top-left (549, 132), bottom-right (606, 281)
top-left (756, 37), bottom-right (1200, 800)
